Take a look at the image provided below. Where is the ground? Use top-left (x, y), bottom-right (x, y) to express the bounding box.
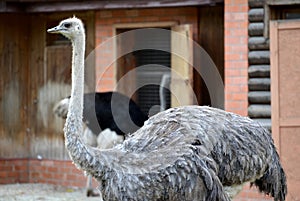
top-left (0, 183), bottom-right (99, 201)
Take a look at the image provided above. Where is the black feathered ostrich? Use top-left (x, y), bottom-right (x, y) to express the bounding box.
top-left (54, 92), bottom-right (148, 136)
top-left (48, 17), bottom-right (287, 201)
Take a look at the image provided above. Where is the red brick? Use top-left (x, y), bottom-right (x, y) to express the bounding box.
top-left (225, 12), bottom-right (247, 21)
top-left (225, 37), bottom-right (244, 45)
top-left (30, 164), bottom-right (44, 172)
top-left (229, 28), bottom-right (248, 37)
top-left (226, 76), bottom-right (247, 84)
top-left (0, 171), bottom-right (8, 178)
top-left (225, 53), bottom-right (242, 61)
top-left (99, 11), bottom-right (113, 18)
top-left (0, 165), bottom-right (13, 171)
top-left (225, 84), bottom-right (247, 93)
top-left (125, 9), bottom-right (139, 17)
top-left (41, 172), bottom-right (53, 179)
top-left (225, 20), bottom-right (248, 29)
top-left (30, 172), bottom-right (40, 178)
top-left (7, 171), bottom-right (19, 178)
top-left (227, 93), bottom-right (247, 101)
top-left (28, 160), bottom-right (41, 166)
top-left (225, 68), bottom-right (246, 77)
top-left (225, 60), bottom-right (248, 69)
top-left (47, 166), bottom-right (58, 173)
top-left (226, 5), bottom-right (249, 12)
top-left (226, 0), bottom-right (248, 5)
top-left (71, 167), bottom-right (83, 174)
top-left (15, 163), bottom-right (28, 171)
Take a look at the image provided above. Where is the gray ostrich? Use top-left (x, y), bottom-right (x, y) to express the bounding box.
top-left (48, 17), bottom-right (287, 201)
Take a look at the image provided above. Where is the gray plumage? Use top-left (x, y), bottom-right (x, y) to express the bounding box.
top-left (65, 106), bottom-right (286, 201)
top-left (48, 17), bottom-right (287, 201)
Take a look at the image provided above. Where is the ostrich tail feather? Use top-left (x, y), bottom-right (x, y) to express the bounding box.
top-left (206, 173), bottom-right (231, 201)
top-left (251, 151), bottom-right (287, 201)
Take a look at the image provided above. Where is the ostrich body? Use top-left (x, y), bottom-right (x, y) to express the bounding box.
top-left (48, 17), bottom-right (287, 201)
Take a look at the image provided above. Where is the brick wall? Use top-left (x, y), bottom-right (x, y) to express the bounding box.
top-left (0, 159), bottom-right (28, 184)
top-left (224, 0), bottom-right (249, 116)
top-left (225, 0), bottom-right (272, 200)
top-left (0, 159), bottom-right (97, 188)
top-left (95, 7), bottom-right (198, 92)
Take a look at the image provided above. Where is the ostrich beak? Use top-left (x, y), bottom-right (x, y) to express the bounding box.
top-left (47, 26), bottom-right (62, 33)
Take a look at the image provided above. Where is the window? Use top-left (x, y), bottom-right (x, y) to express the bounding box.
top-left (116, 28), bottom-right (171, 115)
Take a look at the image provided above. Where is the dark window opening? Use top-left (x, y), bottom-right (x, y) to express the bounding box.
top-left (116, 28), bottom-right (171, 115)
top-left (270, 6), bottom-right (300, 20)
top-left (134, 49), bottom-right (171, 115)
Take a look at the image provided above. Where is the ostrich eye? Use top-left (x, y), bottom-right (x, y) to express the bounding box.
top-left (64, 23), bottom-right (72, 28)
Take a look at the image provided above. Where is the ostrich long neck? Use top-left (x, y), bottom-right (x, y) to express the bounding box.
top-left (63, 30), bottom-right (130, 178)
top-left (64, 33), bottom-right (105, 173)
top-left (69, 36), bottom-right (85, 120)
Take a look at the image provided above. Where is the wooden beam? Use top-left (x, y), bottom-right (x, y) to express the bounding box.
top-left (249, 8), bottom-right (264, 22)
top-left (267, 0), bottom-right (300, 6)
top-left (248, 78), bottom-right (270, 91)
top-left (0, 2), bottom-right (23, 13)
top-left (248, 104), bottom-right (271, 118)
top-left (249, 0), bottom-right (266, 8)
top-left (248, 65), bottom-right (270, 78)
top-left (249, 22), bottom-right (264, 36)
top-left (248, 91), bottom-right (271, 104)
top-left (248, 36), bottom-right (269, 50)
top-left (25, 0), bottom-right (223, 13)
top-left (248, 51), bottom-right (270, 64)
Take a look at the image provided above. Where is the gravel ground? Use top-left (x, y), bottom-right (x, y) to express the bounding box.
top-left (0, 183), bottom-right (100, 201)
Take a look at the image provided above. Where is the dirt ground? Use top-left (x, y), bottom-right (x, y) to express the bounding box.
top-left (0, 183), bottom-right (100, 201)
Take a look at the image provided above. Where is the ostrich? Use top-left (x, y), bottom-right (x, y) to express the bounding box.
top-left (48, 17), bottom-right (287, 201)
top-left (53, 92), bottom-right (148, 196)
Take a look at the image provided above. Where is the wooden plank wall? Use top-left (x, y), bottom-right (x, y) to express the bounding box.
top-left (195, 5), bottom-right (224, 106)
top-left (0, 13), bottom-right (31, 158)
top-left (0, 12), bottom-right (95, 160)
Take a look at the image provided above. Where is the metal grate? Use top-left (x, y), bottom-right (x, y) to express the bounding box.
top-left (133, 29), bottom-right (171, 115)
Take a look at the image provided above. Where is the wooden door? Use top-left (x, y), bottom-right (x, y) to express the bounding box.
top-left (171, 24), bottom-right (194, 107)
top-left (270, 20), bottom-right (300, 200)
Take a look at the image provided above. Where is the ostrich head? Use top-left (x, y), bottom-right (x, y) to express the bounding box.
top-left (47, 17), bottom-right (84, 41)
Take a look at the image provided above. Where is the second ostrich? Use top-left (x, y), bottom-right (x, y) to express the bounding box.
top-left (53, 92), bottom-right (148, 196)
top-left (53, 92), bottom-right (148, 136)
top-left (48, 17), bottom-right (287, 201)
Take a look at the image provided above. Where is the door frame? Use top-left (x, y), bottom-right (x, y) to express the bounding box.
top-left (270, 19), bottom-right (300, 148)
top-left (113, 22), bottom-right (195, 108)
